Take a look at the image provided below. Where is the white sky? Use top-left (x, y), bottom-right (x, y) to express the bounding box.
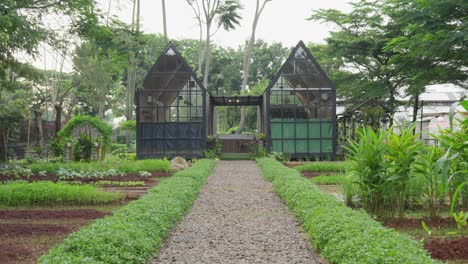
top-left (109, 0), bottom-right (354, 47)
top-left (31, 0), bottom-right (355, 71)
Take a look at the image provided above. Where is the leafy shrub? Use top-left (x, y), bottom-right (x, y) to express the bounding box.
top-left (257, 158), bottom-right (438, 264)
top-left (39, 159), bottom-right (216, 263)
top-left (204, 136), bottom-right (221, 159)
top-left (0, 181), bottom-right (123, 206)
top-left (72, 133), bottom-right (94, 161)
top-left (295, 161), bottom-right (348, 173)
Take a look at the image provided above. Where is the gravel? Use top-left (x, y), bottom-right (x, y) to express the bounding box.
top-left (154, 160), bottom-right (321, 264)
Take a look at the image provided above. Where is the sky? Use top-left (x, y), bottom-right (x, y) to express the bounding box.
top-left (31, 0), bottom-right (355, 71)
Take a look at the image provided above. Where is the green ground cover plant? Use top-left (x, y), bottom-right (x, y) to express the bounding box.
top-left (39, 159), bottom-right (216, 264)
top-left (93, 181), bottom-right (146, 187)
top-left (310, 174), bottom-right (346, 185)
top-left (295, 161), bottom-right (348, 173)
top-left (0, 181), bottom-right (123, 206)
top-left (28, 158), bottom-right (171, 175)
top-left (257, 158), bottom-right (438, 264)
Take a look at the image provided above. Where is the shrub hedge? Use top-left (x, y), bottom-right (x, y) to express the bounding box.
top-left (295, 161), bottom-right (348, 173)
top-left (39, 159), bottom-right (216, 264)
top-left (257, 158), bottom-right (438, 264)
top-left (0, 182), bottom-right (123, 206)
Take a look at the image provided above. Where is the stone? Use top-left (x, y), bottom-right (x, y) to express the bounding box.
top-left (171, 156), bottom-right (189, 171)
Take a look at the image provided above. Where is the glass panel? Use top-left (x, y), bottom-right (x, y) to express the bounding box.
top-left (321, 123), bottom-right (333, 138)
top-left (296, 123), bottom-right (307, 138)
top-left (308, 123), bottom-right (320, 138)
top-left (322, 140), bottom-right (333, 153)
top-left (283, 140), bottom-right (295, 153)
top-left (272, 140), bottom-right (282, 152)
top-left (318, 107), bottom-right (333, 120)
top-left (271, 123), bottom-right (282, 138)
top-left (282, 123), bottom-right (295, 138)
top-left (296, 140), bottom-right (308, 153)
top-left (308, 140), bottom-right (320, 153)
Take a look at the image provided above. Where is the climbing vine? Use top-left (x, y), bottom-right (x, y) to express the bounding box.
top-left (58, 116), bottom-right (113, 159)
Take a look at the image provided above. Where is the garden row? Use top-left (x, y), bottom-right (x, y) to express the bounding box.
top-left (39, 159), bottom-right (216, 263)
top-left (257, 157), bottom-right (438, 264)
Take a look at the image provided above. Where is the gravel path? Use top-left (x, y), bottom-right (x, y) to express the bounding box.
top-left (154, 160), bottom-right (321, 264)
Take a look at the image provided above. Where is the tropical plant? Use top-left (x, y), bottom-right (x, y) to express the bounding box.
top-left (385, 123), bottom-right (423, 217)
top-left (413, 147), bottom-right (457, 219)
top-left (344, 127), bottom-right (389, 216)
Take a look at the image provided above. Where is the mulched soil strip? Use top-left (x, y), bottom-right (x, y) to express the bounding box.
top-left (301, 171), bottom-right (334, 178)
top-left (0, 242), bottom-right (35, 263)
top-left (424, 237), bottom-right (468, 260)
top-left (383, 217), bottom-right (454, 229)
top-left (0, 171), bottom-right (172, 183)
top-left (0, 209), bottom-right (110, 219)
top-left (0, 224), bottom-right (75, 236)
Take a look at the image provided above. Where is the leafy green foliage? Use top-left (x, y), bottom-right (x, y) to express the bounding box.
top-left (39, 159), bottom-right (216, 263)
top-left (72, 133), bottom-right (93, 161)
top-left (119, 120), bottom-right (136, 131)
top-left (58, 115), bottom-right (113, 157)
top-left (257, 158), bottom-right (438, 264)
top-left (295, 162), bottom-right (348, 173)
top-left (0, 181), bottom-right (123, 207)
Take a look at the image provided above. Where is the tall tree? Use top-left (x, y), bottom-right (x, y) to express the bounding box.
top-left (237, 0), bottom-right (272, 133)
top-left (187, 0), bottom-right (242, 87)
top-left (0, 0), bottom-right (97, 93)
top-left (309, 0), bottom-right (408, 121)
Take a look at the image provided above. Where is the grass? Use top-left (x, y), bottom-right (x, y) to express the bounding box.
top-left (28, 158), bottom-right (171, 174)
top-left (39, 159), bottom-right (217, 263)
top-left (257, 157), bottom-right (439, 264)
top-left (294, 161), bottom-right (348, 172)
top-left (0, 182), bottom-right (124, 207)
top-left (310, 173), bottom-right (347, 185)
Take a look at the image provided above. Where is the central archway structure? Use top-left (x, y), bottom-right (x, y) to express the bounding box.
top-left (136, 41), bottom-right (337, 159)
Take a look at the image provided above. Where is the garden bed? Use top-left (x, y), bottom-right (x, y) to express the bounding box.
top-left (0, 167), bottom-right (174, 263)
top-left (0, 207), bottom-right (115, 264)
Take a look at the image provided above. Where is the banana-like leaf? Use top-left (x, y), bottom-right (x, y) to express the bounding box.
top-left (450, 181), bottom-right (468, 217)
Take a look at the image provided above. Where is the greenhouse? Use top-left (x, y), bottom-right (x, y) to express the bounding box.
top-left (136, 43), bottom-right (208, 159)
top-left (264, 41), bottom-right (337, 158)
top-left (136, 41), bottom-right (337, 159)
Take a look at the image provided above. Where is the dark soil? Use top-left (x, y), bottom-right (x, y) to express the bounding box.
top-left (0, 223), bottom-right (75, 236)
top-left (383, 217), bottom-right (454, 229)
top-left (0, 209), bottom-right (110, 219)
top-left (424, 237), bottom-right (468, 260)
top-left (301, 171), bottom-right (334, 178)
top-left (0, 242), bottom-right (35, 263)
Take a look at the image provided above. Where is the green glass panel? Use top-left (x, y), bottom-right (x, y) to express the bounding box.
top-left (283, 140), bottom-right (295, 153)
top-left (271, 123), bottom-right (282, 139)
top-left (296, 140), bottom-right (308, 153)
top-left (308, 123), bottom-right (320, 138)
top-left (283, 123), bottom-right (295, 138)
top-left (308, 140), bottom-right (320, 153)
top-left (296, 123), bottom-right (307, 138)
top-left (322, 140), bottom-right (333, 152)
top-left (321, 123), bottom-right (333, 137)
top-left (272, 140), bottom-right (282, 152)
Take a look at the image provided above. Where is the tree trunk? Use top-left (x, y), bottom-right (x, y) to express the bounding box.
top-left (236, 0), bottom-right (269, 134)
top-left (203, 22), bottom-right (211, 88)
top-left (98, 103), bottom-right (105, 120)
top-left (412, 94), bottom-right (419, 134)
top-left (54, 103), bottom-right (63, 136)
top-left (34, 111), bottom-right (44, 148)
top-left (162, 0), bottom-right (168, 38)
